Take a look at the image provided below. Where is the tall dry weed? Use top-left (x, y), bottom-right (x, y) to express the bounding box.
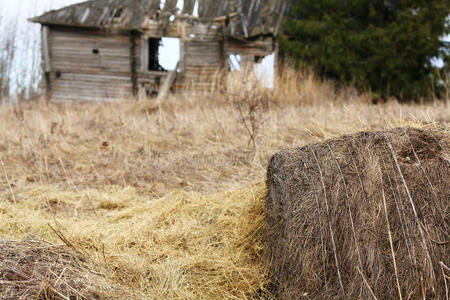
top-left (273, 65), bottom-right (373, 105)
top-left (227, 68), bottom-right (273, 150)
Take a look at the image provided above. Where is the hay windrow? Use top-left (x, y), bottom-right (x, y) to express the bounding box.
top-left (0, 237), bottom-right (129, 300)
top-left (0, 185), bottom-right (269, 299)
top-left (267, 126), bottom-right (449, 299)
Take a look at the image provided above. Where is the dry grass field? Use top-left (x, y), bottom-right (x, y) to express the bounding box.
top-left (0, 70), bottom-right (449, 298)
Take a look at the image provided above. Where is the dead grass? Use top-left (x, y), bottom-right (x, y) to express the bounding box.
top-left (0, 77), bottom-right (448, 194)
top-left (0, 237), bottom-right (130, 299)
top-left (0, 184), bottom-right (268, 299)
top-left (0, 69), bottom-right (448, 298)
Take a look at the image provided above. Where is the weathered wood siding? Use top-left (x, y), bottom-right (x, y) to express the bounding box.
top-left (225, 38), bottom-right (274, 57)
top-left (48, 26), bottom-right (134, 101)
top-left (44, 23), bottom-right (276, 101)
top-left (174, 25), bottom-right (225, 93)
top-left (174, 40), bottom-right (223, 91)
top-left (137, 23), bottom-right (226, 95)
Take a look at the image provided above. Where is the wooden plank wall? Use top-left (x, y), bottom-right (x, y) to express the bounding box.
top-left (138, 23), bottom-right (225, 95)
top-left (44, 23), bottom-right (275, 101)
top-left (174, 39), bottom-right (224, 93)
top-left (48, 26), bottom-right (135, 101)
top-left (224, 38), bottom-right (274, 56)
top-left (173, 24), bottom-right (225, 93)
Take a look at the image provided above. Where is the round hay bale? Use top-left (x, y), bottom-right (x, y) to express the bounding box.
top-left (266, 127), bottom-right (449, 299)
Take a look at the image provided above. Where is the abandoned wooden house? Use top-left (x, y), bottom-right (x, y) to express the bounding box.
top-left (30, 0), bottom-right (289, 102)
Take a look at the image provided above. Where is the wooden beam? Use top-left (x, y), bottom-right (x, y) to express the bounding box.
top-left (274, 39), bottom-right (280, 89)
top-left (41, 26), bottom-right (51, 72)
top-left (183, 0), bottom-right (196, 14)
top-left (214, 12), bottom-right (239, 22)
top-left (41, 25), bottom-right (52, 102)
top-left (130, 31), bottom-right (139, 98)
top-left (149, 0), bottom-right (161, 10)
top-left (179, 23), bottom-right (186, 73)
top-left (273, 0), bottom-right (288, 36)
top-left (163, 0), bottom-right (178, 13)
top-left (141, 36), bottom-right (148, 72)
top-left (198, 0), bottom-right (208, 18)
top-left (157, 61), bottom-right (179, 102)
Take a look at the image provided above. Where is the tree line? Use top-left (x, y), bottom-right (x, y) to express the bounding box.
top-left (0, 3), bottom-right (46, 103)
top-left (279, 0), bottom-right (450, 101)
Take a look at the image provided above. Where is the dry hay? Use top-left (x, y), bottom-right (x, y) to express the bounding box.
top-left (0, 72), bottom-right (448, 299)
top-left (0, 94), bottom-right (448, 195)
top-left (0, 237), bottom-right (128, 300)
top-left (267, 126), bottom-right (449, 299)
top-left (0, 185), bottom-right (269, 299)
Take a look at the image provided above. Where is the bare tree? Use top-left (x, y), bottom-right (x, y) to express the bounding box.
top-left (0, 2), bottom-right (52, 102)
top-left (0, 12), bottom-right (4, 104)
top-left (0, 7), bottom-right (19, 103)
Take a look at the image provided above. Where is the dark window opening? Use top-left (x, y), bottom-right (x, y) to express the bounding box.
top-left (92, 49), bottom-right (99, 54)
top-left (55, 70), bottom-right (62, 78)
top-left (255, 55), bottom-right (264, 63)
top-left (148, 38), bottom-right (166, 71)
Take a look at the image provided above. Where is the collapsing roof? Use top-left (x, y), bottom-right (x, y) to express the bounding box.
top-left (30, 0), bottom-right (290, 39)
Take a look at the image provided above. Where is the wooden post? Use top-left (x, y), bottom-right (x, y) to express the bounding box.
top-left (157, 61), bottom-right (179, 103)
top-left (179, 23), bottom-right (186, 73)
top-left (141, 35), bottom-right (148, 73)
top-left (219, 37), bottom-right (227, 91)
top-left (41, 25), bottom-right (51, 102)
top-left (273, 38), bottom-right (280, 90)
top-left (240, 55), bottom-right (255, 74)
top-left (130, 31), bottom-right (139, 99)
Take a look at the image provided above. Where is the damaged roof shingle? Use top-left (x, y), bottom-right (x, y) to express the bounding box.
top-left (30, 0), bottom-right (289, 38)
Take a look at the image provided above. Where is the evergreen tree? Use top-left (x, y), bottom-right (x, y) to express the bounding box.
top-left (279, 0), bottom-right (450, 100)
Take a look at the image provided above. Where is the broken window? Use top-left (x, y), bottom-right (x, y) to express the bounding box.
top-left (254, 54), bottom-right (275, 88)
top-left (228, 54), bottom-right (275, 88)
top-left (228, 55), bottom-right (241, 71)
top-left (148, 38), bottom-right (164, 71)
top-left (147, 37), bottom-right (180, 72)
